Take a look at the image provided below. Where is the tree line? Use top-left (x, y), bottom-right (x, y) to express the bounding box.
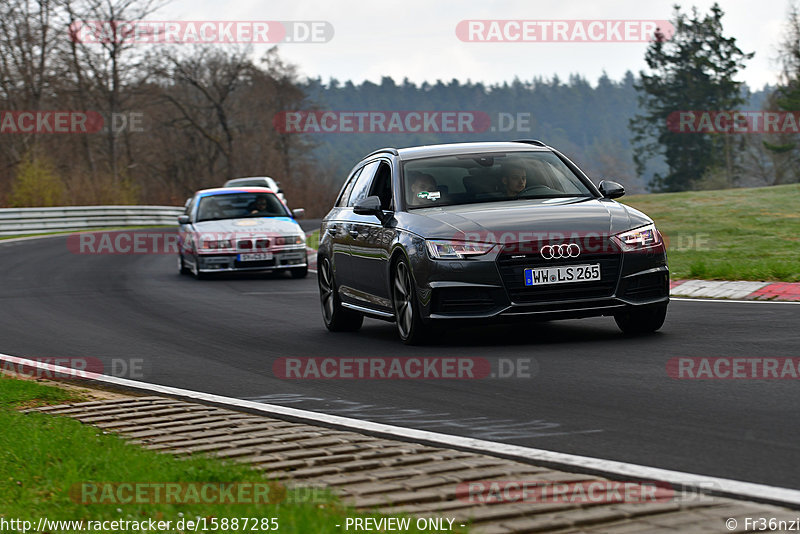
top-left (0, 0), bottom-right (329, 212)
top-left (0, 0), bottom-right (797, 213)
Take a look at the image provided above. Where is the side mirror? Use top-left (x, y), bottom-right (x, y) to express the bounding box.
top-left (278, 188), bottom-right (285, 194)
top-left (291, 208), bottom-right (305, 219)
top-left (177, 215), bottom-right (191, 225)
top-left (353, 195), bottom-right (383, 218)
top-left (598, 180), bottom-right (625, 199)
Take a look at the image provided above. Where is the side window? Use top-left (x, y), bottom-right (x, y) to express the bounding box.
top-left (368, 162), bottom-right (393, 210)
top-left (184, 197), bottom-right (196, 217)
top-left (347, 161), bottom-right (380, 207)
top-left (336, 166), bottom-right (363, 207)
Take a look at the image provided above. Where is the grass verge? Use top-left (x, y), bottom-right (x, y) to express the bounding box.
top-left (622, 184), bottom-right (800, 282)
top-left (0, 375), bottom-right (451, 533)
top-left (306, 229), bottom-right (320, 250)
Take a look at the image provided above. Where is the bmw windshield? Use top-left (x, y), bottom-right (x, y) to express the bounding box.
top-left (403, 151), bottom-right (594, 208)
top-left (196, 193), bottom-right (289, 222)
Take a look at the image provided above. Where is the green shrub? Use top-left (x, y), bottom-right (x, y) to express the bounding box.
top-left (9, 153), bottom-right (66, 207)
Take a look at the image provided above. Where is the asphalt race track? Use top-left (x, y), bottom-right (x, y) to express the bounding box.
top-left (1, 230), bottom-right (799, 490)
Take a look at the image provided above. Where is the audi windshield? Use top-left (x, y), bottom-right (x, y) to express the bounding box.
top-left (403, 151), bottom-right (594, 208)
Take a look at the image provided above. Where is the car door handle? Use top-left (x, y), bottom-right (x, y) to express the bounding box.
top-left (349, 230), bottom-right (359, 238)
top-left (326, 226), bottom-right (338, 236)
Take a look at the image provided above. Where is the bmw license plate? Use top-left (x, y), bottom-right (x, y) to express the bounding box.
top-left (524, 264), bottom-right (601, 286)
top-left (238, 252), bottom-right (273, 261)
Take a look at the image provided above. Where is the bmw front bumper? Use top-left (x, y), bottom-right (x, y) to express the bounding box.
top-left (195, 246), bottom-right (308, 273)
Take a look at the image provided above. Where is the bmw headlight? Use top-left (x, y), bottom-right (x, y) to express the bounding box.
top-left (201, 239), bottom-right (232, 250)
top-left (276, 235), bottom-right (304, 245)
top-left (613, 224), bottom-right (661, 252)
top-left (425, 240), bottom-right (495, 260)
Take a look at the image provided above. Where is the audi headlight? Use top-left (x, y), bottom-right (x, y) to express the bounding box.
top-left (613, 224), bottom-right (661, 251)
top-left (426, 240), bottom-right (495, 260)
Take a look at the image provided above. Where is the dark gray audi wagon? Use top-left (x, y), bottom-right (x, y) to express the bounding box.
top-left (317, 141), bottom-right (669, 344)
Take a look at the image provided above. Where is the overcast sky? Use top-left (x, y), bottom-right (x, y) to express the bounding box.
top-left (158, 0), bottom-right (790, 89)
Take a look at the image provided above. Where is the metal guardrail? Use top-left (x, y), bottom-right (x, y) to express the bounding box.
top-left (0, 205), bottom-right (183, 236)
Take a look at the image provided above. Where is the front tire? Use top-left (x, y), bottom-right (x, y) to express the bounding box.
top-left (290, 265), bottom-right (309, 279)
top-left (392, 258), bottom-right (432, 345)
top-left (190, 253), bottom-right (206, 280)
top-left (318, 257), bottom-right (363, 332)
top-left (178, 254), bottom-right (190, 275)
top-left (614, 304), bottom-right (667, 335)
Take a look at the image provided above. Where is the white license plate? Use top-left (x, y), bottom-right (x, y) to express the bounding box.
top-left (524, 264), bottom-right (601, 286)
top-left (238, 252), bottom-right (273, 261)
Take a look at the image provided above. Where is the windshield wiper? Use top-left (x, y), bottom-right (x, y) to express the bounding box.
top-left (518, 194), bottom-right (591, 199)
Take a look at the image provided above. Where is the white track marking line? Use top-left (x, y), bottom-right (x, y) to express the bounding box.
top-left (0, 227), bottom-right (176, 245)
top-left (0, 233), bottom-right (78, 244)
top-left (671, 280), bottom-right (770, 299)
top-left (671, 297), bottom-right (800, 305)
top-left (2, 351), bottom-right (799, 509)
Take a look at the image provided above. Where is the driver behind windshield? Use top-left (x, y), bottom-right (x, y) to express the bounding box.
top-left (249, 195), bottom-right (270, 214)
top-left (500, 162), bottom-right (527, 198)
top-left (407, 171), bottom-right (438, 206)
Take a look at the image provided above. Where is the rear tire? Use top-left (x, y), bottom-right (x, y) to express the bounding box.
top-left (614, 304), bottom-right (667, 335)
top-left (392, 257), bottom-right (433, 345)
top-left (318, 257), bottom-right (363, 332)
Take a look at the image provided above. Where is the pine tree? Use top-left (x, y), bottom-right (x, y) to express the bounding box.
top-left (631, 3), bottom-right (753, 191)
top-left (763, 2), bottom-right (800, 184)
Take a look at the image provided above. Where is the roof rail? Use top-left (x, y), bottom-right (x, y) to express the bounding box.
top-left (512, 139), bottom-right (547, 147)
top-left (365, 147), bottom-right (400, 158)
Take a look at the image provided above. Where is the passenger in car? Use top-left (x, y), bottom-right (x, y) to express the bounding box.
top-left (199, 198), bottom-right (224, 221)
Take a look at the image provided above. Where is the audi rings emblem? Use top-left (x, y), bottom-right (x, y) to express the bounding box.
top-left (540, 243), bottom-right (581, 260)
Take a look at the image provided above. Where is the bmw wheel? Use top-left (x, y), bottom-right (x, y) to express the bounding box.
top-left (318, 257), bottom-right (363, 331)
top-left (178, 254), bottom-right (190, 275)
top-left (190, 253), bottom-right (206, 280)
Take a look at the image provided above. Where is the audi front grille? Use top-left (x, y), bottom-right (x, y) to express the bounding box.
top-left (496, 240), bottom-right (622, 304)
